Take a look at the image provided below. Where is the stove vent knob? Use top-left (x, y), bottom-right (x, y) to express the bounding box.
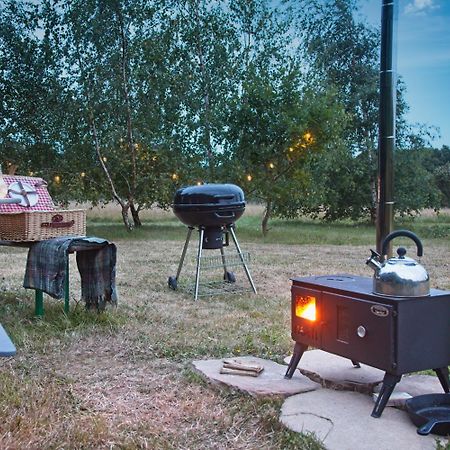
top-left (357, 326), bottom-right (367, 338)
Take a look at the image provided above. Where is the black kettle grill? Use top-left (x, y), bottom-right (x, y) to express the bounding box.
top-left (168, 183), bottom-right (257, 300)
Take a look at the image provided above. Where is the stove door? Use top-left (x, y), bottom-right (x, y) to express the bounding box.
top-left (321, 292), bottom-right (395, 371)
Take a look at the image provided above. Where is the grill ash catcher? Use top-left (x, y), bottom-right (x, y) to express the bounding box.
top-left (168, 183), bottom-right (257, 300)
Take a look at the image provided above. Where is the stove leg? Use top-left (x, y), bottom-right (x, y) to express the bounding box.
top-left (284, 342), bottom-right (308, 379)
top-left (194, 228), bottom-right (204, 301)
top-left (371, 372), bottom-right (401, 418)
top-left (434, 367), bottom-right (450, 393)
top-left (228, 225), bottom-right (257, 294)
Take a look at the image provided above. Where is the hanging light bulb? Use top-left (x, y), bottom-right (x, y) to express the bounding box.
top-left (303, 131), bottom-right (314, 144)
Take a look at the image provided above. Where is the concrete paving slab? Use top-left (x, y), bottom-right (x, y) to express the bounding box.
top-left (192, 356), bottom-right (320, 397)
top-left (394, 374), bottom-right (447, 398)
top-left (280, 389), bottom-right (448, 450)
top-left (371, 374), bottom-right (446, 410)
top-left (284, 350), bottom-right (385, 393)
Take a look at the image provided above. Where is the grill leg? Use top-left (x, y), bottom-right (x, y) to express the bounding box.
top-left (434, 367), bottom-right (450, 393)
top-left (175, 227), bottom-right (194, 281)
top-left (228, 225), bottom-right (257, 294)
top-left (194, 228), bottom-right (204, 301)
top-left (219, 246), bottom-right (228, 278)
top-left (169, 227), bottom-right (194, 291)
top-left (284, 342), bottom-right (308, 379)
top-left (371, 372), bottom-right (401, 418)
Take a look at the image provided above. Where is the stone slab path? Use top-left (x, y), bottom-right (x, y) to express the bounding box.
top-left (192, 353), bottom-right (449, 449)
top-left (280, 389), bottom-right (447, 450)
top-left (284, 350), bottom-right (385, 393)
top-left (192, 356), bottom-right (320, 397)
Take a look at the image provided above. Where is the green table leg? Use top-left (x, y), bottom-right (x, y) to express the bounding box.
top-left (64, 257), bottom-right (70, 314)
top-left (35, 289), bottom-right (44, 317)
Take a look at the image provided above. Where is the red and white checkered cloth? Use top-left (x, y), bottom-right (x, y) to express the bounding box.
top-left (0, 176), bottom-right (55, 213)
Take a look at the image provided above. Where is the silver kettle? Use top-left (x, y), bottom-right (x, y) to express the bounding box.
top-left (366, 230), bottom-right (430, 297)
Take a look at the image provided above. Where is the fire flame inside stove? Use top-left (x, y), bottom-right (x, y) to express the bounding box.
top-left (295, 296), bottom-right (316, 321)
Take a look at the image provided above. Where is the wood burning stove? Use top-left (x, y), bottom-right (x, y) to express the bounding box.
top-left (284, 274), bottom-right (450, 418)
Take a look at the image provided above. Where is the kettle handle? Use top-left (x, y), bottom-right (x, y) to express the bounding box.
top-left (381, 230), bottom-right (423, 257)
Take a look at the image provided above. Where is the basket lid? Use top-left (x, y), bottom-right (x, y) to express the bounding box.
top-left (0, 176), bottom-right (55, 213)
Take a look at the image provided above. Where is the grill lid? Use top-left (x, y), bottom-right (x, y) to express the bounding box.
top-left (174, 183), bottom-right (245, 207)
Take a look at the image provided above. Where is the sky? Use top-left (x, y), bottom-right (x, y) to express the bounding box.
top-left (358, 0), bottom-right (450, 148)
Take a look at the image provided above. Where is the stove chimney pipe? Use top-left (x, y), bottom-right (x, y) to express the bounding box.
top-left (376, 0), bottom-right (398, 256)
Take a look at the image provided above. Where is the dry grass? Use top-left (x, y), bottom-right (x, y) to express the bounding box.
top-left (0, 223), bottom-right (448, 448)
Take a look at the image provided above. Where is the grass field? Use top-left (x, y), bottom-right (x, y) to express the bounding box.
top-left (0, 204), bottom-right (449, 449)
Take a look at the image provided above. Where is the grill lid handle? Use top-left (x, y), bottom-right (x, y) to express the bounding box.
top-left (214, 211), bottom-right (235, 219)
top-left (213, 194), bottom-right (235, 200)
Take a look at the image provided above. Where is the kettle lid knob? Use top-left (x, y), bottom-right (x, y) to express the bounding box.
top-left (397, 247), bottom-right (407, 258)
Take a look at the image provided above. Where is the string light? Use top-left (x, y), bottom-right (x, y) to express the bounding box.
top-left (171, 173), bottom-right (178, 181)
top-left (54, 175), bottom-right (61, 184)
top-left (303, 131), bottom-right (314, 145)
top-left (102, 156), bottom-right (107, 162)
top-left (268, 162), bottom-right (275, 169)
top-left (196, 181), bottom-right (203, 185)
top-left (289, 147), bottom-right (294, 152)
top-left (29, 171), bottom-right (34, 176)
top-left (246, 174), bottom-right (252, 181)
top-left (80, 172), bottom-right (86, 178)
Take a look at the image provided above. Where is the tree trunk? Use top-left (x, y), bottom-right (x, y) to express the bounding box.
top-left (77, 43), bottom-right (133, 232)
top-left (120, 203), bottom-right (133, 231)
top-left (130, 202), bottom-right (142, 228)
top-left (262, 200), bottom-right (272, 236)
top-left (193, 4), bottom-right (214, 179)
top-left (116, 6), bottom-right (137, 195)
top-left (88, 110), bottom-right (133, 231)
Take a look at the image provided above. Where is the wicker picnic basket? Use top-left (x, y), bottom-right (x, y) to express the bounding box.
top-left (0, 175), bottom-right (86, 242)
top-left (0, 209), bottom-right (86, 241)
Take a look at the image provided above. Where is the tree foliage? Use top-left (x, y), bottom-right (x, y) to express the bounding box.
top-left (0, 0), bottom-right (447, 232)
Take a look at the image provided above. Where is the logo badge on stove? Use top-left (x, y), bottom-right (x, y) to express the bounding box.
top-left (370, 305), bottom-right (389, 317)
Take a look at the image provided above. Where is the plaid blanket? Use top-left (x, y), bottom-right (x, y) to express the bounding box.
top-left (23, 236), bottom-right (117, 310)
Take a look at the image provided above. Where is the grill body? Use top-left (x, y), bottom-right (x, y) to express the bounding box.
top-left (285, 274), bottom-right (450, 418)
top-left (169, 184), bottom-right (256, 300)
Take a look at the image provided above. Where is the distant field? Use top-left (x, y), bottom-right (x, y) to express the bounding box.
top-left (80, 202), bottom-right (450, 248)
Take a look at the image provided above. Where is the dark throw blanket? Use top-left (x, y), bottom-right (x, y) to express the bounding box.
top-left (23, 236), bottom-right (117, 310)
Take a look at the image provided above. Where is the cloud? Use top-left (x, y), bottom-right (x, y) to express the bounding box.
top-left (404, 0), bottom-right (438, 15)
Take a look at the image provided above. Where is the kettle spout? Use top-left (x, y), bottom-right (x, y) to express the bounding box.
top-left (366, 249), bottom-right (382, 272)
